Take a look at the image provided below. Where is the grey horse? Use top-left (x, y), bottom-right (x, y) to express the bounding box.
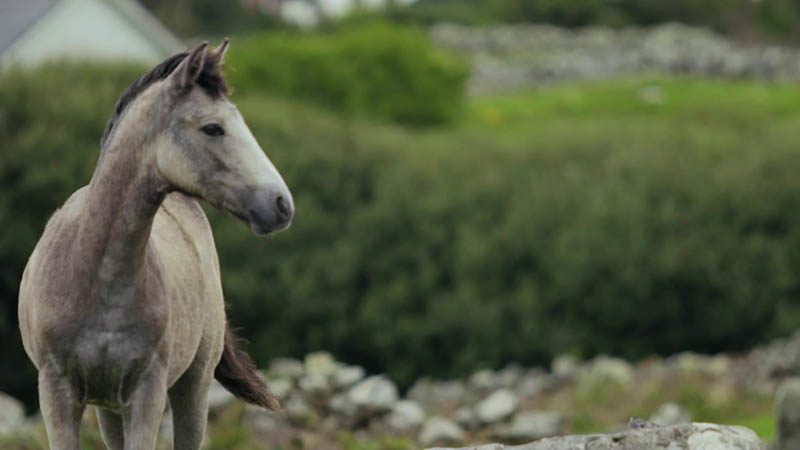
top-left (18, 40), bottom-right (292, 450)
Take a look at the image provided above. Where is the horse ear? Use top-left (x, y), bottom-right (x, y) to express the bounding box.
top-left (211, 38), bottom-right (230, 63)
top-left (172, 41), bottom-right (208, 93)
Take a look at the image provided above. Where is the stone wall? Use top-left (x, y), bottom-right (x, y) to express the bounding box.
top-left (431, 23), bottom-right (800, 95)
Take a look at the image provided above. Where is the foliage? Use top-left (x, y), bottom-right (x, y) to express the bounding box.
top-left (3, 61), bottom-right (800, 411)
top-left (225, 23), bottom-right (468, 126)
top-left (390, 0), bottom-right (800, 43)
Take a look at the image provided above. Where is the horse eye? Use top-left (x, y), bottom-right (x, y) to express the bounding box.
top-left (200, 124), bottom-right (224, 137)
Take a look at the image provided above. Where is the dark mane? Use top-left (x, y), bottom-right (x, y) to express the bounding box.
top-left (100, 51), bottom-right (228, 148)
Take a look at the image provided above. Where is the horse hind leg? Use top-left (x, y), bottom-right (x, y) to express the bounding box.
top-left (96, 407), bottom-right (124, 450)
top-left (38, 366), bottom-right (85, 450)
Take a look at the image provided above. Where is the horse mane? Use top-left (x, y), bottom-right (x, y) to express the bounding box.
top-left (100, 50), bottom-right (228, 149)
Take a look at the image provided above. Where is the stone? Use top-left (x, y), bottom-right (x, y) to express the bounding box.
top-left (268, 357), bottom-right (305, 380)
top-left (775, 377), bottom-right (800, 450)
top-left (649, 402), bottom-right (691, 426)
top-left (419, 416), bottom-right (465, 447)
top-left (285, 395), bottom-right (313, 425)
top-left (299, 373), bottom-right (330, 397)
top-left (491, 411), bottom-right (564, 443)
top-left (304, 351), bottom-right (339, 378)
top-left (551, 354), bottom-right (580, 379)
top-left (267, 377), bottom-right (293, 402)
top-left (475, 389), bottom-right (519, 424)
top-left (579, 355), bottom-right (634, 387)
top-left (454, 406), bottom-right (478, 430)
top-left (333, 365), bottom-right (365, 389)
top-left (517, 370), bottom-right (559, 398)
top-left (206, 380), bottom-right (235, 412)
top-left (427, 422), bottom-right (763, 450)
top-left (329, 393), bottom-right (357, 417)
top-left (470, 369), bottom-right (497, 393)
top-left (348, 375), bottom-right (399, 413)
top-left (496, 364), bottom-right (524, 388)
top-left (386, 400), bottom-right (426, 431)
top-left (243, 404), bottom-right (283, 434)
top-left (0, 392), bottom-right (25, 434)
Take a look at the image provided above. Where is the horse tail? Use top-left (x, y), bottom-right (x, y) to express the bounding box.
top-left (214, 323), bottom-right (280, 411)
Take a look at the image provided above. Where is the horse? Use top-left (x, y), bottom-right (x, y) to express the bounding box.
top-left (17, 40), bottom-right (293, 450)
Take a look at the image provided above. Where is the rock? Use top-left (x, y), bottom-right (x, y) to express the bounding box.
top-left (329, 393), bottom-right (357, 417)
top-left (268, 357), bottom-right (305, 380)
top-left (409, 378), bottom-right (466, 410)
top-left (419, 416), bottom-right (465, 447)
top-left (427, 422), bottom-right (764, 450)
top-left (333, 365), bottom-right (365, 389)
top-left (285, 395), bottom-right (313, 425)
top-left (386, 400), bottom-right (426, 431)
top-left (206, 380), bottom-right (235, 412)
top-left (649, 402), bottom-right (691, 426)
top-left (491, 411), bottom-right (565, 443)
top-left (454, 406), bottom-right (478, 430)
top-left (517, 369), bottom-right (559, 398)
top-left (243, 404), bottom-right (283, 434)
top-left (470, 369), bottom-right (497, 393)
top-left (348, 375), bottom-right (399, 413)
top-left (267, 377), bottom-right (293, 402)
top-left (496, 364), bottom-right (524, 388)
top-left (475, 389), bottom-right (519, 424)
top-left (0, 392), bottom-right (25, 434)
top-left (305, 351), bottom-right (339, 378)
top-left (775, 377), bottom-right (800, 450)
top-left (551, 355), bottom-right (580, 379)
top-left (298, 373), bottom-right (330, 398)
top-left (579, 355), bottom-right (634, 388)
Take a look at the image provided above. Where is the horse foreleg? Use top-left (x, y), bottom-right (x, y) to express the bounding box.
top-left (169, 366), bottom-right (213, 450)
top-left (122, 365), bottom-right (168, 450)
top-left (96, 407), bottom-right (124, 450)
top-left (39, 366), bottom-right (85, 450)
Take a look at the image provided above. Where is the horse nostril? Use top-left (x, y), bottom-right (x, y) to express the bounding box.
top-left (276, 196), bottom-right (291, 218)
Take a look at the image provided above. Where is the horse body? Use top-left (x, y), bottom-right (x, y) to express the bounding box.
top-left (18, 41), bottom-right (292, 450)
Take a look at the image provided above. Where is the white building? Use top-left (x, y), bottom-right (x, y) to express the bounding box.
top-left (1, 0), bottom-right (184, 68)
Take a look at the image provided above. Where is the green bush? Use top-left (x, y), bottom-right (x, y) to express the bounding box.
top-left (226, 23), bottom-right (468, 125)
top-left (3, 62), bottom-right (800, 409)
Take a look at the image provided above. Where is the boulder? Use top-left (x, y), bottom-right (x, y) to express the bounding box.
top-left (348, 375), bottom-right (399, 414)
top-left (0, 392), bottom-right (25, 434)
top-left (427, 422), bottom-right (764, 450)
top-left (551, 355), bottom-right (581, 380)
top-left (579, 356), bottom-right (634, 388)
top-left (491, 411), bottom-right (564, 443)
top-left (419, 416), bottom-right (466, 447)
top-left (268, 357), bottom-right (305, 380)
top-left (475, 389), bottom-right (519, 424)
top-left (775, 377), bottom-right (800, 450)
top-left (333, 365), bottom-right (366, 389)
top-left (304, 351), bottom-right (339, 378)
top-left (386, 400), bottom-right (426, 431)
top-left (649, 402), bottom-right (691, 426)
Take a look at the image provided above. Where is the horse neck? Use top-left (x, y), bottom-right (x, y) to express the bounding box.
top-left (79, 123), bottom-right (167, 293)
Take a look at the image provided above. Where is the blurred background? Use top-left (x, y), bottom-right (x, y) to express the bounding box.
top-left (3, 0), bottom-right (800, 448)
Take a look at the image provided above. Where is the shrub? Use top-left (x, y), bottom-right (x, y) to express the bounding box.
top-left (226, 23), bottom-right (468, 126)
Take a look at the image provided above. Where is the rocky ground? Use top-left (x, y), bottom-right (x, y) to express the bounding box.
top-left (431, 23), bottom-right (800, 94)
top-left (3, 331), bottom-right (800, 449)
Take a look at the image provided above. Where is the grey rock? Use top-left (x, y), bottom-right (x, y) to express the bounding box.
top-left (454, 406), bottom-right (478, 430)
top-left (386, 400), bottom-right (426, 431)
top-left (285, 395), bottom-right (312, 425)
top-left (496, 364), bottom-right (524, 388)
top-left (304, 351), bottom-right (339, 378)
top-left (650, 402), bottom-right (691, 426)
top-left (491, 411), bottom-right (564, 443)
top-left (348, 375), bottom-right (399, 413)
top-left (243, 404), bottom-right (283, 434)
top-left (427, 422), bottom-right (763, 450)
top-left (267, 377), bottom-right (294, 402)
top-left (0, 392), bottom-right (24, 434)
top-left (551, 355), bottom-right (580, 379)
top-left (333, 365), bottom-right (366, 389)
top-left (579, 355), bottom-right (634, 388)
top-left (470, 369), bottom-right (497, 393)
top-left (419, 416), bottom-right (466, 447)
top-left (298, 373), bottom-right (330, 397)
top-left (206, 380), bottom-right (235, 412)
top-left (517, 370), bottom-right (559, 398)
top-left (329, 393), bottom-right (357, 417)
top-left (409, 378), bottom-right (466, 410)
top-left (775, 377), bottom-right (800, 450)
top-left (268, 357), bottom-right (305, 380)
top-left (475, 389), bottom-right (519, 424)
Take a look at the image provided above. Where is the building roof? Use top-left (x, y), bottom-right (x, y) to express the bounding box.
top-left (0, 0), bottom-right (60, 54)
top-left (0, 0), bottom-right (184, 59)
